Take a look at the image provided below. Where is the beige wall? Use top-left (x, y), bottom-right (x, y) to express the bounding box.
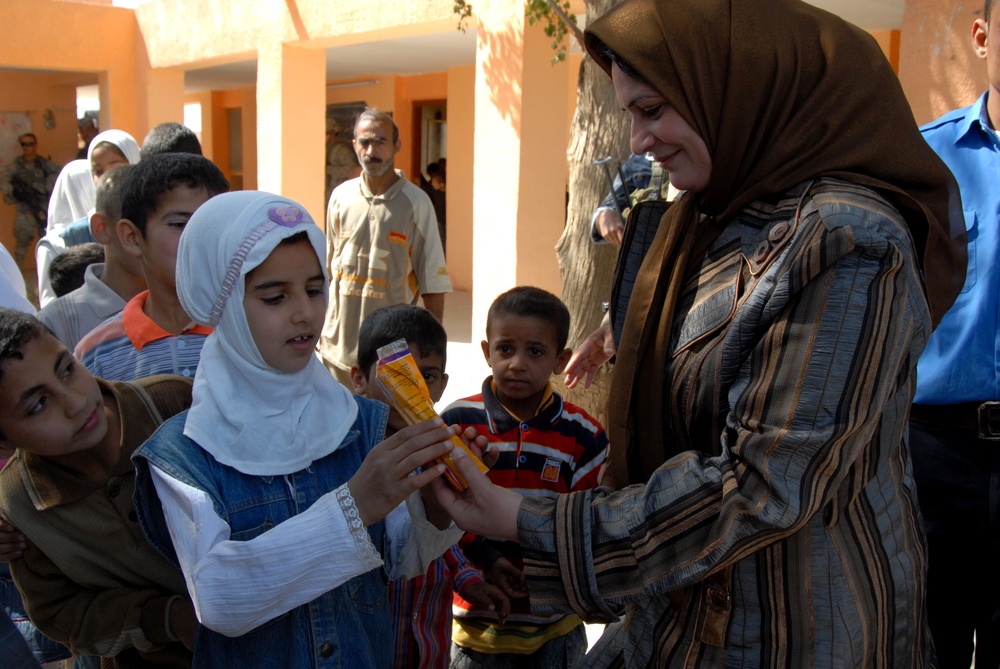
top-left (900, 0), bottom-right (989, 124)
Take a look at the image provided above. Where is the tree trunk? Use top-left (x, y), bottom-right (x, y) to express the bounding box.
top-left (553, 0), bottom-right (628, 427)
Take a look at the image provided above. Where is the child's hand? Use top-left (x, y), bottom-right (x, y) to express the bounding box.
top-left (460, 581), bottom-right (511, 624)
top-left (430, 447), bottom-right (522, 541)
top-left (456, 426), bottom-right (498, 470)
top-left (0, 517), bottom-right (26, 562)
top-left (348, 419), bottom-right (458, 526)
top-left (487, 557), bottom-right (529, 600)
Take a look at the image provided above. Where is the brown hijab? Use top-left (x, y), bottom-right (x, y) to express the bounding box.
top-left (585, 0), bottom-right (967, 485)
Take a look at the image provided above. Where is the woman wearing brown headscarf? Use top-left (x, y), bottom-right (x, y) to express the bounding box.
top-left (434, 0), bottom-right (966, 666)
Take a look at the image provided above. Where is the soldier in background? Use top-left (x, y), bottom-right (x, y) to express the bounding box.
top-left (1, 133), bottom-right (59, 267)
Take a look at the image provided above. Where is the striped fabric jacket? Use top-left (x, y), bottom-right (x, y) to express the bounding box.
top-left (518, 179), bottom-right (936, 668)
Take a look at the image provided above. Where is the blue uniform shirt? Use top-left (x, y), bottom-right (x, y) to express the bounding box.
top-left (915, 92), bottom-right (1000, 404)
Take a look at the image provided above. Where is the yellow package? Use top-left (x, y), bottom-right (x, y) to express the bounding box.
top-left (375, 339), bottom-right (488, 490)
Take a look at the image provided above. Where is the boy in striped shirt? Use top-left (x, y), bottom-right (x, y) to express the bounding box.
top-left (441, 286), bottom-right (608, 668)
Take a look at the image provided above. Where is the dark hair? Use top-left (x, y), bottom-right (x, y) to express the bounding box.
top-left (141, 122), bottom-right (203, 160)
top-left (49, 243), bottom-right (104, 297)
top-left (0, 308), bottom-right (53, 385)
top-left (426, 163), bottom-right (442, 178)
top-left (119, 153), bottom-right (229, 236)
top-left (18, 133), bottom-right (36, 144)
top-left (91, 140), bottom-right (128, 162)
top-left (357, 305), bottom-right (447, 376)
top-left (94, 165), bottom-right (131, 222)
top-left (355, 108), bottom-right (399, 145)
top-left (487, 286), bottom-right (571, 350)
top-left (987, 0), bottom-right (993, 21)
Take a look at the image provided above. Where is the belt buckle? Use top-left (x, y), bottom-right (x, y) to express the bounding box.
top-left (977, 402), bottom-right (1000, 440)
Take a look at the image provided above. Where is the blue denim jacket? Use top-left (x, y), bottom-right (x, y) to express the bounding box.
top-left (132, 396), bottom-right (393, 669)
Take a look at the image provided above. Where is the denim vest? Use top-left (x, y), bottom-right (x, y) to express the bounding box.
top-left (132, 396), bottom-right (392, 669)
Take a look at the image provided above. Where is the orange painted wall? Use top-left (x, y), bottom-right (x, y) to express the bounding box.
top-left (1, 0), bottom-right (141, 137)
top-left (871, 30), bottom-right (901, 73)
top-left (0, 71), bottom-right (81, 271)
top-left (394, 72), bottom-right (448, 184)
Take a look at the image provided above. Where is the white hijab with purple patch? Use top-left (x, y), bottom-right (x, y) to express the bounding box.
top-left (176, 191), bottom-right (358, 475)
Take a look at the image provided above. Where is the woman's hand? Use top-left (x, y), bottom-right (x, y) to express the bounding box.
top-left (564, 320), bottom-right (615, 389)
top-left (430, 447), bottom-right (522, 542)
top-left (348, 419), bottom-right (456, 526)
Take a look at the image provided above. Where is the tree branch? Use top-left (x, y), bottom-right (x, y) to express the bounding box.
top-left (545, 0), bottom-right (586, 49)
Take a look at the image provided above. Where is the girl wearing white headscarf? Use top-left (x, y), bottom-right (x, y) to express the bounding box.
top-left (35, 130), bottom-right (141, 307)
top-left (133, 191), bottom-right (463, 668)
top-left (46, 159), bottom-right (95, 234)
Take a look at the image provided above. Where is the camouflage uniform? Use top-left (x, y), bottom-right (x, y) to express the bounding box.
top-left (1, 155), bottom-right (60, 263)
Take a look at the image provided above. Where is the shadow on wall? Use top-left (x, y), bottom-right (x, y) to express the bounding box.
top-left (481, 21), bottom-right (523, 129)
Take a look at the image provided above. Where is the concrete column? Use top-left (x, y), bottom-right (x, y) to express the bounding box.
top-left (470, 2), bottom-right (569, 336)
top-left (447, 64), bottom-right (476, 292)
top-left (255, 40), bottom-right (326, 222)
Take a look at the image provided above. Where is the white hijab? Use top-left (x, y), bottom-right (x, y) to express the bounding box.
top-left (46, 159), bottom-right (96, 233)
top-left (176, 191), bottom-right (358, 476)
top-left (87, 129), bottom-right (142, 169)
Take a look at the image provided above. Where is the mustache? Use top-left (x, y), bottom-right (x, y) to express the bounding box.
top-left (363, 157), bottom-right (383, 164)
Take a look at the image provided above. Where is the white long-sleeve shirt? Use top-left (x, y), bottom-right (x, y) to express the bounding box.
top-left (150, 466), bottom-right (462, 637)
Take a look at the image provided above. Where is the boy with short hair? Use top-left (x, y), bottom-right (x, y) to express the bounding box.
top-left (47, 242), bottom-right (104, 298)
top-left (441, 286), bottom-right (609, 668)
top-left (0, 307), bottom-right (195, 668)
top-left (74, 154), bottom-right (228, 380)
top-left (38, 166), bottom-right (145, 351)
top-left (350, 304), bottom-right (509, 669)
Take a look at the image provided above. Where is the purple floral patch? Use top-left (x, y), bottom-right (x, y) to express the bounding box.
top-left (269, 205), bottom-right (304, 227)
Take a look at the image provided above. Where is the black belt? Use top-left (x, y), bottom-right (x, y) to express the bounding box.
top-left (910, 401), bottom-right (1000, 440)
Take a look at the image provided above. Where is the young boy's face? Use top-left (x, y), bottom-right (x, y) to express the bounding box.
top-left (0, 334), bottom-right (108, 460)
top-left (243, 238), bottom-right (327, 374)
top-left (351, 348), bottom-right (448, 434)
top-left (481, 313), bottom-right (571, 420)
top-left (119, 184), bottom-right (212, 296)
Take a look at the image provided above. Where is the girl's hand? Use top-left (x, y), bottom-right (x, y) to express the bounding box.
top-left (430, 447), bottom-right (522, 542)
top-left (348, 419), bottom-right (457, 526)
top-left (564, 321), bottom-right (615, 389)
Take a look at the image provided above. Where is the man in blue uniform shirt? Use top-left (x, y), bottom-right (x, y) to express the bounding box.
top-left (910, 2), bottom-right (1000, 667)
